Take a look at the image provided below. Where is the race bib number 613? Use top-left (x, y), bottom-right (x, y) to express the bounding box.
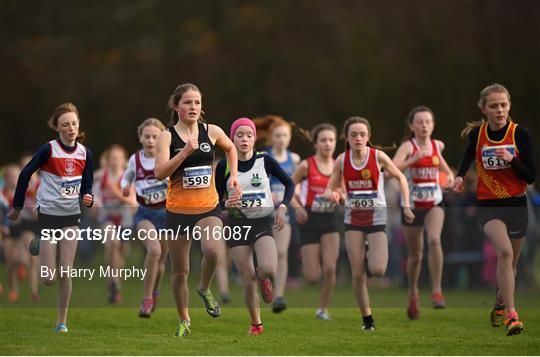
top-left (481, 145), bottom-right (515, 170)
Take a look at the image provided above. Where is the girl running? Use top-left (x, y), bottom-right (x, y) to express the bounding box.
top-left (15, 154), bottom-right (41, 301)
top-left (8, 102), bottom-right (94, 333)
top-left (392, 106), bottom-right (454, 319)
top-left (292, 123), bottom-right (341, 321)
top-left (453, 84), bottom-right (535, 336)
top-left (155, 83), bottom-right (240, 337)
top-left (215, 118), bottom-right (294, 335)
top-left (325, 116), bottom-right (414, 331)
top-left (2, 164), bottom-right (24, 302)
top-left (121, 118), bottom-right (169, 317)
top-left (253, 115), bottom-right (301, 313)
top-left (97, 144), bottom-right (135, 304)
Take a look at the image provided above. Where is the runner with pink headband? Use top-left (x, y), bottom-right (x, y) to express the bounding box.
top-left (215, 117), bottom-right (295, 335)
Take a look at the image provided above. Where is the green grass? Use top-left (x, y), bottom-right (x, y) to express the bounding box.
top-left (1, 283), bottom-right (539, 355)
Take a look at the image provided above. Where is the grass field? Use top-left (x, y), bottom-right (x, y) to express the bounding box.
top-left (1, 275), bottom-right (539, 355)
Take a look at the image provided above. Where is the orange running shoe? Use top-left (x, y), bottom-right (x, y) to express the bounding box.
top-left (259, 278), bottom-right (274, 304)
top-left (504, 318), bottom-right (524, 336)
top-left (17, 265), bottom-right (28, 281)
top-left (248, 324), bottom-right (264, 335)
top-left (490, 305), bottom-right (505, 327)
top-left (8, 290), bottom-right (19, 302)
top-left (256, 267), bottom-right (274, 303)
top-left (432, 292), bottom-right (446, 309)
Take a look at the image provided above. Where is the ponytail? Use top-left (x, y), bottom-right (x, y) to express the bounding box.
top-left (167, 83), bottom-right (202, 127)
top-left (402, 105), bottom-right (434, 143)
top-left (461, 83), bottom-right (513, 139)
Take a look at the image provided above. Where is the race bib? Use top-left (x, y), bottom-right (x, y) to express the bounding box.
top-left (481, 145), bottom-right (515, 170)
top-left (60, 178), bottom-right (81, 198)
top-left (311, 194), bottom-right (336, 213)
top-left (412, 182), bottom-right (437, 202)
top-left (241, 191), bottom-right (269, 208)
top-left (183, 166), bottom-right (212, 189)
top-left (348, 190), bottom-right (379, 209)
top-left (141, 182), bottom-right (167, 205)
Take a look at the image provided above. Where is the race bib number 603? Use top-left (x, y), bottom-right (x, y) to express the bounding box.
top-left (348, 190), bottom-right (378, 209)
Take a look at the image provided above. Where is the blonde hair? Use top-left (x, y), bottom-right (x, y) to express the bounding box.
top-left (103, 144), bottom-right (128, 169)
top-left (137, 118), bottom-right (165, 137)
top-left (460, 83), bottom-right (512, 138)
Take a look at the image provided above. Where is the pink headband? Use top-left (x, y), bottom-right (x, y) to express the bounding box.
top-left (230, 118), bottom-right (257, 140)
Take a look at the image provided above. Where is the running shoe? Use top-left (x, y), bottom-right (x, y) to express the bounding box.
top-left (197, 288), bottom-right (221, 318)
top-left (151, 290), bottom-right (159, 312)
top-left (272, 296), bottom-right (287, 313)
top-left (175, 320), bottom-right (191, 337)
top-left (504, 318), bottom-right (524, 336)
top-left (248, 324), bottom-right (264, 335)
top-left (432, 292), bottom-right (446, 309)
top-left (255, 267), bottom-right (274, 303)
top-left (490, 305), bottom-right (505, 327)
top-left (54, 323), bottom-right (68, 333)
top-left (31, 293), bottom-right (40, 302)
top-left (108, 281), bottom-right (121, 304)
top-left (8, 290), bottom-right (19, 302)
top-left (139, 298), bottom-right (153, 318)
top-left (316, 309), bottom-right (331, 321)
top-left (407, 296), bottom-right (419, 320)
top-left (29, 237), bottom-right (40, 256)
top-left (259, 278), bottom-right (274, 304)
top-left (362, 321), bottom-right (376, 331)
top-left (17, 265), bottom-right (28, 281)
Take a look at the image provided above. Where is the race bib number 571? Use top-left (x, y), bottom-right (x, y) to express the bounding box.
top-left (61, 178), bottom-right (81, 198)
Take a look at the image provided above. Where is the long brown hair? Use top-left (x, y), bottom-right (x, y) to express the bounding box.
top-left (460, 83), bottom-right (512, 138)
top-left (342, 116), bottom-right (395, 151)
top-left (167, 83), bottom-right (205, 127)
top-left (47, 102), bottom-right (85, 142)
top-left (252, 114), bottom-right (311, 146)
top-left (402, 106), bottom-right (435, 143)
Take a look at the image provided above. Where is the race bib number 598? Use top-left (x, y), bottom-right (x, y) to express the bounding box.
top-left (183, 166), bottom-right (212, 189)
